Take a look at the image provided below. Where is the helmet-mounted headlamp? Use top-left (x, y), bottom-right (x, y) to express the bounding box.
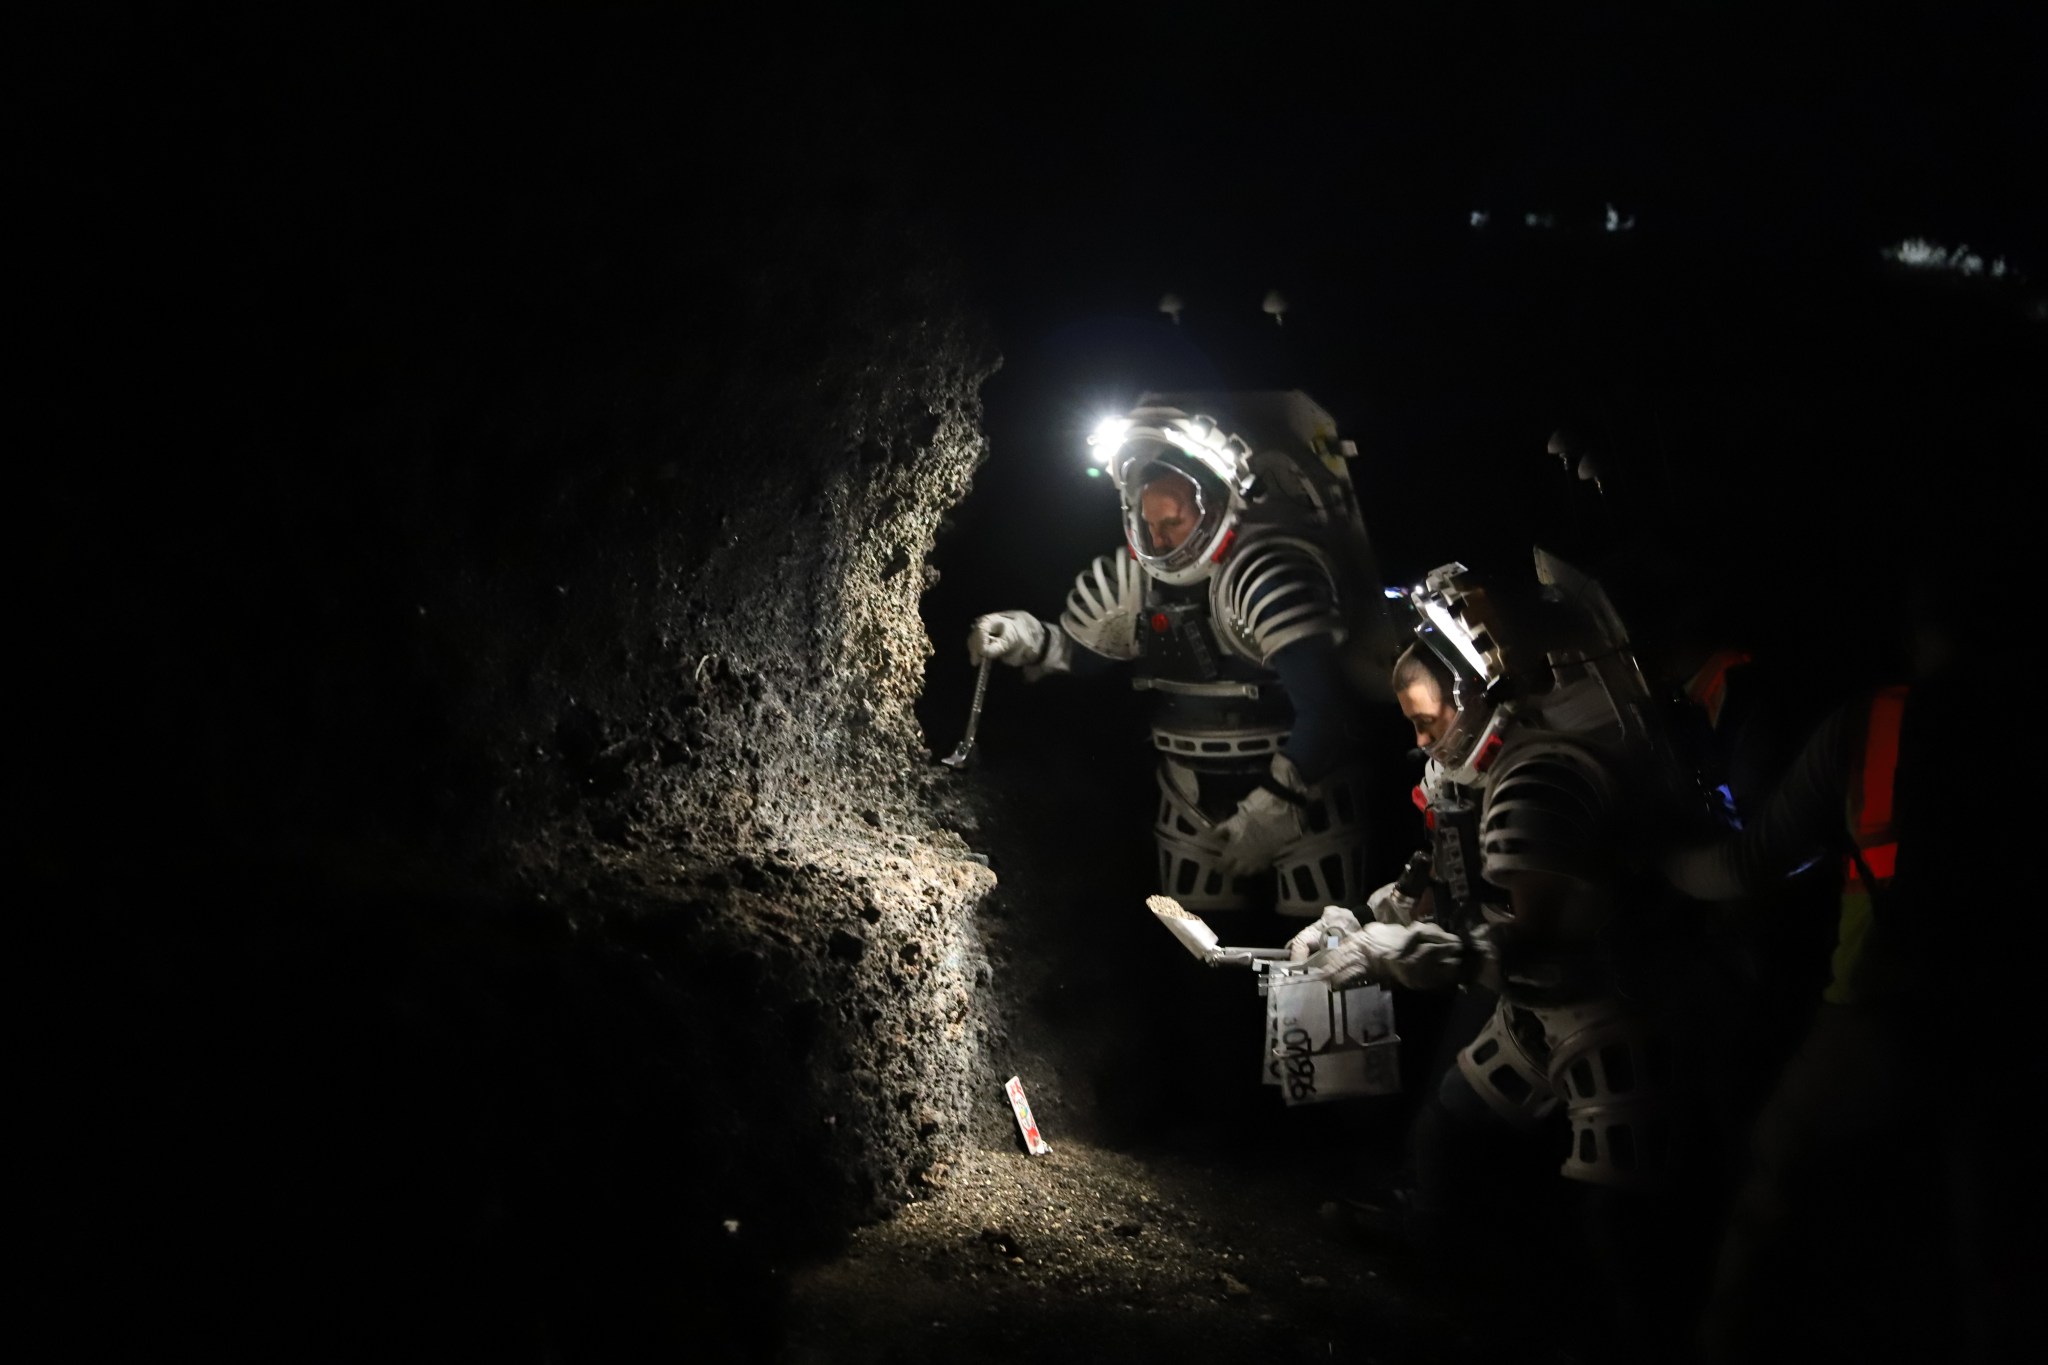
top-left (1090, 408), bottom-right (1255, 497)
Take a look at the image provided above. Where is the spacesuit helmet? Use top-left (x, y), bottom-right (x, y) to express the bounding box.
top-left (1125, 449), bottom-right (1231, 581)
top-left (1405, 551), bottom-right (1656, 784)
top-left (1405, 563), bottom-right (1521, 785)
top-left (1091, 405), bottom-right (1252, 586)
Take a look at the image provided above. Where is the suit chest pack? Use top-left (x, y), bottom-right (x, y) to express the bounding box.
top-left (1429, 797), bottom-right (1492, 928)
top-left (1136, 600), bottom-right (1223, 681)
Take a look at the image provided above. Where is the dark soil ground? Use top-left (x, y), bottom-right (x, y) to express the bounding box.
top-left (782, 1138), bottom-right (1520, 1365)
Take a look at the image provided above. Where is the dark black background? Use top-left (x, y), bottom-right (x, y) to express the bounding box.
top-left (33, 2), bottom-right (2046, 742)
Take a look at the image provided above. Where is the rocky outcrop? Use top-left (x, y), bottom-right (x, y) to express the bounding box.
top-left (32, 16), bottom-right (1009, 1360)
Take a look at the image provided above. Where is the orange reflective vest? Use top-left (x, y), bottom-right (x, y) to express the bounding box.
top-left (1825, 685), bottom-right (1909, 1005)
top-left (1683, 648), bottom-right (1754, 732)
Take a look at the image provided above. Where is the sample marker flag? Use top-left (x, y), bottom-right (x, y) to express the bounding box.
top-left (1004, 1075), bottom-right (1051, 1155)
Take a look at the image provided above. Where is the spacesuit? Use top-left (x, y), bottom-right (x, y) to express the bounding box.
top-left (1306, 552), bottom-right (1714, 1184)
top-left (1364, 754), bottom-right (1509, 933)
top-left (968, 391), bottom-right (1391, 915)
top-left (1293, 551), bottom-right (1718, 1352)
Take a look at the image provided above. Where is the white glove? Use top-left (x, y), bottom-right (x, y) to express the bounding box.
top-left (1207, 755), bottom-right (1308, 877)
top-left (1366, 880), bottom-right (1419, 926)
top-left (1287, 906), bottom-right (1364, 963)
top-left (967, 611), bottom-right (1050, 667)
top-left (1302, 926), bottom-right (1384, 989)
top-left (1357, 921), bottom-right (1498, 992)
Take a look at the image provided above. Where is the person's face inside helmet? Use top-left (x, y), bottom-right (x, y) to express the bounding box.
top-left (1139, 475), bottom-right (1201, 553)
top-left (1398, 676), bottom-right (1459, 751)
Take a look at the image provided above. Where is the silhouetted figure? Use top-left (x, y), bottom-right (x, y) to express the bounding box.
top-left (1661, 579), bottom-right (2019, 1363)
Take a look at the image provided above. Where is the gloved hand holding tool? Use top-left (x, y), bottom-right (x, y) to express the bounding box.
top-left (943, 610), bottom-right (1071, 770)
top-left (1303, 920), bottom-right (1501, 993)
top-left (966, 610), bottom-right (1070, 679)
top-left (1366, 850), bottom-right (1434, 925)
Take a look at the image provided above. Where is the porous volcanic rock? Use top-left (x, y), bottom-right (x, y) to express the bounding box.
top-left (29, 16), bottom-right (1008, 1362)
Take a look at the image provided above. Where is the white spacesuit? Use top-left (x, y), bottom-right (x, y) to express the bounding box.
top-left (969, 391), bottom-right (1393, 916)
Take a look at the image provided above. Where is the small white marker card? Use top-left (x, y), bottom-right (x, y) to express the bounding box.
top-left (1004, 1075), bottom-right (1051, 1155)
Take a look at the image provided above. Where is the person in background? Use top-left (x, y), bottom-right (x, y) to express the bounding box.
top-left (1660, 574), bottom-right (2018, 1363)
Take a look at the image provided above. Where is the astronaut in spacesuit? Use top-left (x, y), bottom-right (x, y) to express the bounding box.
top-left (967, 392), bottom-right (1391, 916)
top-left (1300, 552), bottom-right (1719, 1351)
top-left (1308, 553), bottom-right (1708, 1175)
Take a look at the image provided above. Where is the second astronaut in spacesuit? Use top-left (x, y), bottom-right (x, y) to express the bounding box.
top-left (967, 392), bottom-right (1387, 916)
top-left (1312, 553), bottom-right (1711, 1183)
top-left (1296, 551), bottom-right (1726, 1351)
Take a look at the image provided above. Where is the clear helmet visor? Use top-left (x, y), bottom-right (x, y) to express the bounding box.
top-left (1415, 625), bottom-right (1496, 773)
top-left (1123, 454), bottom-right (1229, 579)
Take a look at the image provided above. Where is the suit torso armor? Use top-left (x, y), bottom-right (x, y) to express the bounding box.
top-left (1133, 576), bottom-right (1296, 767)
top-left (1414, 762), bottom-right (1506, 933)
top-left (1058, 531), bottom-right (1362, 914)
